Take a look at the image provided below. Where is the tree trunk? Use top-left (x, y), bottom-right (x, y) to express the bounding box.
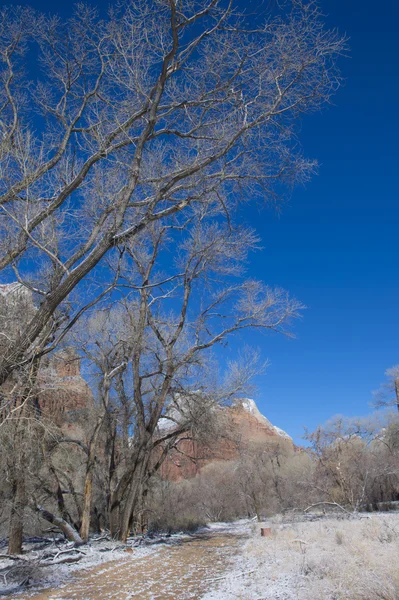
top-left (8, 471), bottom-right (25, 555)
top-left (135, 485), bottom-right (149, 534)
top-left (49, 466), bottom-right (73, 525)
top-left (7, 361), bottom-right (40, 554)
top-left (81, 370), bottom-right (122, 541)
top-left (120, 478), bottom-right (142, 542)
top-left (80, 465), bottom-right (94, 542)
top-left (109, 494), bottom-right (120, 539)
top-left (34, 505), bottom-right (84, 545)
top-left (119, 453), bottom-right (150, 542)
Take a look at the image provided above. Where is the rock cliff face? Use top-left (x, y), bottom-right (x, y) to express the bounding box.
top-left (158, 398), bottom-right (292, 481)
top-left (229, 398), bottom-right (292, 443)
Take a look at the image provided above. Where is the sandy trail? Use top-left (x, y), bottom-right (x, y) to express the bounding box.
top-left (21, 529), bottom-right (246, 600)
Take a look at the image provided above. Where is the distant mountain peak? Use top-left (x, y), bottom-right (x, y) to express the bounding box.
top-left (233, 397), bottom-right (292, 441)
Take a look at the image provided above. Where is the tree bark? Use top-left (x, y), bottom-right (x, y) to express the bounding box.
top-left (7, 366), bottom-right (39, 555)
top-left (8, 471), bottom-right (25, 554)
top-left (109, 494), bottom-right (120, 539)
top-left (49, 466), bottom-right (73, 525)
top-left (80, 461), bottom-right (95, 542)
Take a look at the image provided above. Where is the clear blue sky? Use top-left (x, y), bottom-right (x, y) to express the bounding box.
top-left (238, 0), bottom-right (399, 442)
top-left (2, 0), bottom-right (397, 443)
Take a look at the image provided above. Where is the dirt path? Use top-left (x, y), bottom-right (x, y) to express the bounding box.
top-left (21, 530), bottom-right (246, 600)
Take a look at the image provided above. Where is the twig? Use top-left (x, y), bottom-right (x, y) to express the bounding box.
top-left (91, 534), bottom-right (111, 543)
top-left (205, 569), bottom-right (255, 582)
top-left (49, 548), bottom-right (86, 561)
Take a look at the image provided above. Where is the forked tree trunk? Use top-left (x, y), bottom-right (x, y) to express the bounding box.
top-left (119, 452), bottom-right (151, 542)
top-left (120, 479), bottom-right (142, 542)
top-left (81, 369), bottom-right (123, 541)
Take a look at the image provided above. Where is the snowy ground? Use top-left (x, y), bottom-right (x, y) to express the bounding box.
top-left (203, 512), bottom-right (399, 600)
top-left (2, 513), bottom-right (399, 599)
top-left (0, 532), bottom-right (188, 597)
top-left (0, 524), bottom-right (249, 599)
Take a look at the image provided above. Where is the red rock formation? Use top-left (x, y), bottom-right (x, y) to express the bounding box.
top-left (158, 398), bottom-right (292, 481)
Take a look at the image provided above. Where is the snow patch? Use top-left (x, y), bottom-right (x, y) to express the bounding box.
top-left (236, 398), bottom-right (292, 441)
top-left (272, 425), bottom-right (293, 441)
top-left (157, 416), bottom-right (178, 433)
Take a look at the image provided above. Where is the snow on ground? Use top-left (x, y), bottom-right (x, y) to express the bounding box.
top-left (201, 519), bottom-right (254, 536)
top-left (3, 513), bottom-right (399, 599)
top-left (23, 544), bottom-right (156, 595)
top-left (12, 527), bottom-right (244, 599)
top-left (202, 512), bottom-right (399, 600)
top-left (0, 532), bottom-right (191, 597)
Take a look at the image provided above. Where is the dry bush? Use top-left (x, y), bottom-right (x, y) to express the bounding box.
top-left (305, 414), bottom-right (399, 512)
top-left (146, 478), bottom-right (207, 533)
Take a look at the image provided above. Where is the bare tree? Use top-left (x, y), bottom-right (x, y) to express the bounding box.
top-left (63, 219), bottom-right (301, 540)
top-left (0, 0), bottom-right (346, 551)
top-left (374, 365), bottom-right (399, 413)
top-left (0, 0), bottom-right (345, 391)
top-left (304, 414), bottom-right (399, 511)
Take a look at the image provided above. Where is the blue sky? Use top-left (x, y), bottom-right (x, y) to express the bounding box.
top-left (237, 0), bottom-right (399, 441)
top-left (2, 0), bottom-right (397, 443)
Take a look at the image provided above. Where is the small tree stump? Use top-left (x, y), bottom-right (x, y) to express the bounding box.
top-left (260, 527), bottom-right (272, 537)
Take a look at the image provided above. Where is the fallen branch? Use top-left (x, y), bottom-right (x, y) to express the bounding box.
top-left (33, 506), bottom-right (84, 546)
top-left (0, 554), bottom-right (29, 562)
top-left (43, 548), bottom-right (86, 562)
top-left (91, 534), bottom-right (111, 543)
top-left (303, 502), bottom-right (352, 515)
top-left (41, 555), bottom-right (83, 566)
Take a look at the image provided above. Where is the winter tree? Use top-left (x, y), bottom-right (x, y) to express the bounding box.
top-left (0, 0), bottom-right (346, 549)
top-left (0, 0), bottom-right (345, 388)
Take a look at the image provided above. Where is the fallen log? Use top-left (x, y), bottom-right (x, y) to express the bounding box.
top-left (33, 506), bottom-right (84, 546)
